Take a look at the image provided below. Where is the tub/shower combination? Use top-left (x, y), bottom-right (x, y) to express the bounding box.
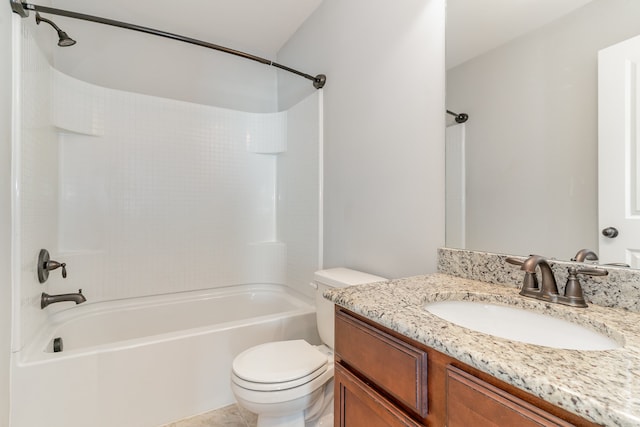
top-left (11, 5), bottom-right (324, 426)
top-left (11, 284), bottom-right (319, 427)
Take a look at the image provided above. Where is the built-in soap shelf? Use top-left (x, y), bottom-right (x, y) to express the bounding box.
top-left (54, 126), bottom-right (102, 137)
top-left (245, 111), bottom-right (287, 154)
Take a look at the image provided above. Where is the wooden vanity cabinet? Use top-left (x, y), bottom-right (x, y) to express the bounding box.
top-left (445, 366), bottom-right (574, 427)
top-left (334, 307), bottom-right (599, 427)
top-left (335, 363), bottom-right (422, 427)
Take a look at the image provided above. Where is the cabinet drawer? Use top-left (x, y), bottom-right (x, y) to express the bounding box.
top-left (335, 363), bottom-right (422, 427)
top-left (446, 365), bottom-right (574, 427)
top-left (335, 309), bottom-right (428, 417)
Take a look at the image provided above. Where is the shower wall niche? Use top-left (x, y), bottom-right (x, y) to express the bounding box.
top-left (15, 22), bottom-right (322, 351)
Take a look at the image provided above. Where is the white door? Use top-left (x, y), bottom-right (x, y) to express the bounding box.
top-left (598, 34), bottom-right (640, 267)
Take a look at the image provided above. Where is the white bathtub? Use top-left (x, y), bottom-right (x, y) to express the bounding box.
top-left (11, 284), bottom-right (319, 427)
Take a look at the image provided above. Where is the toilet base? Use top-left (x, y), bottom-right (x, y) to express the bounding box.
top-left (231, 345), bottom-right (335, 427)
top-left (256, 409), bottom-right (333, 427)
top-left (233, 378), bottom-right (334, 427)
top-left (304, 378), bottom-right (334, 426)
top-left (257, 412), bottom-right (305, 427)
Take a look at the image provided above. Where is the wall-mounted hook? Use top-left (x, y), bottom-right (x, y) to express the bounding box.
top-left (38, 249), bottom-right (67, 283)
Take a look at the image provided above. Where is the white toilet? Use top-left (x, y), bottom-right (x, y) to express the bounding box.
top-left (231, 268), bottom-right (386, 427)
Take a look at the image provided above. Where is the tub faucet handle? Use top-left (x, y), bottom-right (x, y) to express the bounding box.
top-left (45, 261), bottom-right (67, 279)
top-left (38, 249), bottom-right (67, 283)
top-left (46, 260), bottom-right (67, 278)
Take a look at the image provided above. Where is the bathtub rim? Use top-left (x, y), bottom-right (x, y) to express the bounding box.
top-left (20, 283), bottom-right (316, 365)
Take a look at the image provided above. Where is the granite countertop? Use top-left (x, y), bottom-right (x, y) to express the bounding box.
top-left (324, 273), bottom-right (640, 427)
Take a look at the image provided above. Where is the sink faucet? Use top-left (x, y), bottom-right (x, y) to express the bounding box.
top-left (571, 248), bottom-right (598, 263)
top-left (505, 255), bottom-right (608, 308)
top-left (519, 255), bottom-right (560, 300)
top-left (41, 289), bottom-right (86, 309)
top-left (571, 248), bottom-right (631, 267)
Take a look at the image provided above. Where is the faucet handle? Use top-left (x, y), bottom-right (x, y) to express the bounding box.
top-left (505, 257), bottom-right (524, 266)
top-left (563, 267), bottom-right (588, 307)
top-left (602, 262), bottom-right (631, 268)
top-left (505, 257), bottom-right (539, 292)
top-left (45, 260), bottom-right (67, 278)
top-left (38, 249), bottom-right (69, 283)
top-left (563, 267), bottom-right (607, 308)
top-left (575, 267), bottom-right (608, 277)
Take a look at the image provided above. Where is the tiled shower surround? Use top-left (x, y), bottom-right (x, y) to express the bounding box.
top-left (55, 70), bottom-right (288, 298)
top-left (15, 22), bottom-right (321, 352)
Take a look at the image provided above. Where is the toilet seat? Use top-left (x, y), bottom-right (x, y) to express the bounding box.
top-left (231, 362), bottom-right (335, 406)
top-left (232, 363), bottom-right (327, 391)
top-left (232, 340), bottom-right (328, 391)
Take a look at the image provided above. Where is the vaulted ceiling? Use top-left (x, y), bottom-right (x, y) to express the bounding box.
top-left (446, 0), bottom-right (596, 69)
top-left (49, 0), bottom-right (323, 57)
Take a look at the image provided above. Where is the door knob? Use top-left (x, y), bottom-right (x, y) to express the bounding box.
top-left (602, 227), bottom-right (619, 238)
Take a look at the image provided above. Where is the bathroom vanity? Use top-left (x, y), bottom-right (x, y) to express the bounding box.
top-left (334, 306), bottom-right (596, 426)
top-left (325, 267), bottom-right (640, 427)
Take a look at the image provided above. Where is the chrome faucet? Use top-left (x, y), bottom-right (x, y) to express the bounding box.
top-left (505, 255), bottom-right (608, 308)
top-left (41, 289), bottom-right (86, 309)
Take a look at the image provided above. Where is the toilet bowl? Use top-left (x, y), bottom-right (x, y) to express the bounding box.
top-left (230, 268), bottom-right (386, 427)
top-left (232, 341), bottom-right (334, 427)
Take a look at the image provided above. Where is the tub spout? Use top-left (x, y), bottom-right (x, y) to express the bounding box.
top-left (41, 289), bottom-right (86, 309)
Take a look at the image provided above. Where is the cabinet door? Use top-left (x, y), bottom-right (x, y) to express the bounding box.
top-left (335, 309), bottom-right (428, 417)
top-left (335, 363), bottom-right (422, 427)
top-left (446, 366), bottom-right (574, 427)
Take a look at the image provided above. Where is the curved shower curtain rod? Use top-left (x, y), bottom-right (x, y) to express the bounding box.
top-left (9, 0), bottom-right (327, 89)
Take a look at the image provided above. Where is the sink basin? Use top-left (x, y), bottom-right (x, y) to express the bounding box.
top-left (424, 300), bottom-right (621, 350)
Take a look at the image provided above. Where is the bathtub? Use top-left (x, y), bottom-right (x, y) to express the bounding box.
top-left (11, 284), bottom-right (319, 427)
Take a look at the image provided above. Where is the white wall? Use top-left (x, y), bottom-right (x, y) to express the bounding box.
top-left (447, 0), bottom-right (640, 259)
top-left (0, 5), bottom-right (12, 427)
top-left (277, 0), bottom-right (446, 279)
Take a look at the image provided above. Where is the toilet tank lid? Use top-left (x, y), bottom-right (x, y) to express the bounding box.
top-left (314, 268), bottom-right (386, 288)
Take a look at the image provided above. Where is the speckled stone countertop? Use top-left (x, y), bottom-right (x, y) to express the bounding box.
top-left (324, 273), bottom-right (640, 427)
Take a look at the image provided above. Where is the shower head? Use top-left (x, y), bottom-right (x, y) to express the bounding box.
top-left (35, 12), bottom-right (77, 47)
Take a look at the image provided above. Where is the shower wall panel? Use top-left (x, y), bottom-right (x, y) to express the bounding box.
top-left (277, 92), bottom-right (322, 298)
top-left (15, 22), bottom-right (60, 351)
top-left (54, 71), bottom-right (284, 302)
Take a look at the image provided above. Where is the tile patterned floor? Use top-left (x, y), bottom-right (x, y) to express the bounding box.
top-left (161, 404), bottom-right (258, 427)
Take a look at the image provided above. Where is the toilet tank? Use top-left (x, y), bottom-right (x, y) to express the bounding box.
top-left (314, 268), bottom-right (386, 349)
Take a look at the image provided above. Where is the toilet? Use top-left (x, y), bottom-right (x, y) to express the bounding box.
top-left (230, 268), bottom-right (386, 427)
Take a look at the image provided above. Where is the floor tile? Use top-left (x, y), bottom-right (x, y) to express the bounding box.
top-left (161, 404), bottom-right (257, 427)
